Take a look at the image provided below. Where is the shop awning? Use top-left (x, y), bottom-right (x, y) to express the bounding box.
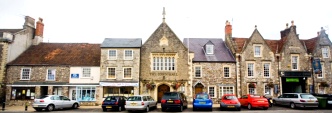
top-left (99, 81), bottom-right (139, 86)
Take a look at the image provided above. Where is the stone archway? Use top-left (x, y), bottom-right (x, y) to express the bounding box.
top-left (157, 84), bottom-right (170, 103)
top-left (194, 83), bottom-right (204, 95)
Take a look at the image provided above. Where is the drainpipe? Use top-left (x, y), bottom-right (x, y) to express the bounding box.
top-left (237, 54), bottom-right (241, 97)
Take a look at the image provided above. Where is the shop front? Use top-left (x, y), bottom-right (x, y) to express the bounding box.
top-left (68, 83), bottom-right (99, 106)
top-left (99, 81), bottom-right (139, 101)
top-left (280, 71), bottom-right (311, 93)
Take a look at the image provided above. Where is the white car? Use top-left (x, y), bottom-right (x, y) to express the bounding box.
top-left (32, 95), bottom-right (80, 111)
top-left (125, 95), bottom-right (157, 112)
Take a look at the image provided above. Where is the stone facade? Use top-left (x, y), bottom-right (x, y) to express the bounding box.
top-left (140, 23), bottom-right (192, 101)
top-left (5, 66), bottom-right (70, 105)
top-left (192, 62), bottom-right (236, 103)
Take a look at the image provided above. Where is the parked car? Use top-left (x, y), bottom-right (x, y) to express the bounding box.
top-left (238, 94), bottom-right (269, 110)
top-left (219, 94), bottom-right (241, 111)
top-left (101, 96), bottom-right (127, 111)
top-left (161, 92), bottom-right (188, 112)
top-left (125, 95), bottom-right (157, 112)
top-left (272, 93), bottom-right (318, 109)
top-left (263, 95), bottom-right (273, 107)
top-left (32, 95), bottom-right (79, 111)
top-left (192, 93), bottom-right (213, 111)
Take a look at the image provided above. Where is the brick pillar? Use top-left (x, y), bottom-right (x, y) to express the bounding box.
top-left (48, 86), bottom-right (53, 95)
top-left (35, 86), bottom-right (41, 98)
top-left (62, 86), bottom-right (69, 97)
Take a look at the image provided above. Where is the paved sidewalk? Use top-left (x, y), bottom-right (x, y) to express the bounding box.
top-left (0, 103), bottom-right (221, 112)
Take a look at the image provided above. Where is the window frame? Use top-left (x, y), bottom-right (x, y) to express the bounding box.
top-left (10, 87), bottom-right (35, 100)
top-left (253, 44), bottom-right (262, 57)
top-left (223, 66), bottom-right (230, 78)
top-left (291, 54), bottom-right (299, 70)
top-left (263, 62), bottom-right (270, 78)
top-left (123, 67), bottom-right (132, 79)
top-left (264, 83), bottom-right (273, 95)
top-left (20, 68), bottom-right (31, 80)
top-left (206, 45), bottom-right (214, 55)
top-left (322, 47), bottom-right (330, 58)
top-left (107, 67), bottom-right (116, 79)
top-left (247, 62), bottom-right (255, 77)
top-left (219, 86), bottom-right (234, 98)
top-left (82, 67), bottom-right (91, 78)
top-left (195, 66), bottom-right (202, 78)
top-left (152, 56), bottom-right (176, 71)
top-left (124, 50), bottom-right (133, 60)
top-left (46, 69), bottom-right (56, 81)
top-left (208, 86), bottom-right (216, 98)
top-left (108, 49), bottom-right (117, 60)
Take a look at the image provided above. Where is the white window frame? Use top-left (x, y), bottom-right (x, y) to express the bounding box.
top-left (82, 67), bottom-right (91, 78)
top-left (46, 69), bottom-right (56, 81)
top-left (206, 45), bottom-right (214, 55)
top-left (248, 87), bottom-right (256, 95)
top-left (263, 62), bottom-right (270, 78)
top-left (219, 86), bottom-right (234, 98)
top-left (253, 44), bottom-right (262, 57)
top-left (20, 68), bottom-right (31, 80)
top-left (223, 66), bottom-right (230, 78)
top-left (322, 47), bottom-right (330, 58)
top-left (108, 49), bottom-right (117, 60)
top-left (195, 66), bottom-right (202, 78)
top-left (152, 56), bottom-right (175, 71)
top-left (208, 86), bottom-right (216, 98)
top-left (124, 50), bottom-right (133, 60)
top-left (123, 67), bottom-right (132, 79)
top-left (107, 67), bottom-right (116, 79)
top-left (264, 84), bottom-right (273, 95)
top-left (247, 62), bottom-right (255, 77)
top-left (318, 63), bottom-right (324, 78)
top-left (291, 54), bottom-right (299, 70)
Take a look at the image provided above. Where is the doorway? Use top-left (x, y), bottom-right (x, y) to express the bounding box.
top-left (282, 77), bottom-right (306, 93)
top-left (40, 86), bottom-right (48, 96)
top-left (157, 84), bottom-right (170, 103)
top-left (194, 83), bottom-right (204, 95)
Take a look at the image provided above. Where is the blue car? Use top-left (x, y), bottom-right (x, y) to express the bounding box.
top-left (192, 93), bottom-right (213, 111)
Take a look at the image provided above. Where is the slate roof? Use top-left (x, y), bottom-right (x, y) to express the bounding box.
top-left (183, 38), bottom-right (235, 62)
top-left (8, 43), bottom-right (101, 66)
top-left (101, 38), bottom-right (142, 48)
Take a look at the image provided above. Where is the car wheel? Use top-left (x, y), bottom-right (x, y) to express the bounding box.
top-left (248, 103), bottom-right (252, 110)
top-left (46, 104), bottom-right (54, 111)
top-left (146, 106), bottom-right (150, 112)
top-left (161, 107), bottom-right (166, 112)
top-left (273, 100), bottom-right (277, 106)
top-left (193, 107), bottom-right (196, 111)
top-left (290, 102), bottom-right (296, 109)
top-left (102, 108), bottom-right (107, 112)
top-left (34, 108), bottom-right (43, 111)
top-left (237, 107), bottom-right (241, 111)
top-left (118, 106), bottom-right (122, 111)
top-left (179, 106), bottom-right (183, 112)
top-left (263, 107), bottom-right (268, 110)
top-left (72, 103), bottom-right (78, 109)
top-left (128, 110), bottom-right (132, 112)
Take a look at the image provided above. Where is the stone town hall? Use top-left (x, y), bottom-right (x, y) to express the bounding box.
top-left (0, 8), bottom-right (331, 105)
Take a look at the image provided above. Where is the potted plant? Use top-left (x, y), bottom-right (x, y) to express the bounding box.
top-left (267, 82), bottom-right (274, 88)
top-left (146, 81), bottom-right (156, 90)
top-left (172, 82), bottom-right (182, 90)
top-left (320, 82), bottom-right (329, 87)
top-left (248, 83), bottom-right (256, 88)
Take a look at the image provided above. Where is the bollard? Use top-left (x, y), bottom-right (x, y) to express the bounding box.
top-left (25, 102), bottom-right (28, 111)
top-left (2, 102), bottom-right (4, 111)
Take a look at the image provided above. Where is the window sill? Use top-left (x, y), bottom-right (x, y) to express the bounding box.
top-left (106, 78), bottom-right (116, 79)
top-left (46, 80), bottom-right (55, 81)
top-left (223, 77), bottom-right (231, 78)
top-left (123, 78), bottom-right (133, 79)
top-left (194, 77), bottom-right (202, 79)
top-left (20, 79), bottom-right (30, 81)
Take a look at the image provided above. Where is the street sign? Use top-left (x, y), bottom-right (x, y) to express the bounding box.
top-left (312, 58), bottom-right (322, 74)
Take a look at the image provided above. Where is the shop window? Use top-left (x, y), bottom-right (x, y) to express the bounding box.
top-left (75, 86), bottom-right (96, 101)
top-left (11, 87), bottom-right (35, 100)
top-left (103, 87), bottom-right (134, 98)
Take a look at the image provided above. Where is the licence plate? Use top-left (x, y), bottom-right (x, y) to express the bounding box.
top-left (258, 101), bottom-right (264, 102)
top-left (307, 100), bottom-right (314, 102)
top-left (270, 100), bottom-right (273, 103)
top-left (33, 105), bottom-right (38, 107)
top-left (199, 102), bottom-right (206, 104)
top-left (167, 101), bottom-right (173, 103)
top-left (106, 106), bottom-right (112, 108)
top-left (228, 106), bottom-right (235, 108)
top-left (131, 103), bottom-right (136, 106)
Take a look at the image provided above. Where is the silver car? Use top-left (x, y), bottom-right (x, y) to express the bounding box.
top-left (272, 93), bottom-right (318, 109)
top-left (32, 95), bottom-right (80, 111)
top-left (125, 95), bottom-right (157, 112)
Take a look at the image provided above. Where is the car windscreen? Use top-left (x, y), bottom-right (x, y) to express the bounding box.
top-left (105, 96), bottom-right (118, 101)
top-left (127, 96), bottom-right (142, 101)
top-left (36, 95), bottom-right (49, 99)
top-left (196, 94), bottom-right (209, 99)
top-left (223, 95), bottom-right (237, 100)
top-left (162, 93), bottom-right (179, 99)
top-left (300, 94), bottom-right (316, 99)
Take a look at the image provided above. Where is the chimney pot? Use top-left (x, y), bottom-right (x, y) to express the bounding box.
top-left (286, 23), bottom-right (289, 29)
top-left (291, 20), bottom-right (294, 26)
top-left (317, 31), bottom-right (320, 36)
top-left (225, 20), bottom-right (232, 35)
top-left (35, 17), bottom-right (44, 37)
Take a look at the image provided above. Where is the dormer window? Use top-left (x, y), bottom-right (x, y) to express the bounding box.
top-left (253, 44), bottom-right (262, 57)
top-left (206, 45), bottom-right (214, 55)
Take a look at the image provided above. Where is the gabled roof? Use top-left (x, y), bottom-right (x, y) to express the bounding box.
top-left (265, 39), bottom-right (279, 53)
top-left (232, 38), bottom-right (248, 52)
top-left (101, 38), bottom-right (142, 48)
top-left (8, 43), bottom-right (101, 66)
top-left (302, 37), bottom-right (318, 53)
top-left (183, 38), bottom-right (235, 62)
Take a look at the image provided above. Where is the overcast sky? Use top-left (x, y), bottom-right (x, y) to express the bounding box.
top-left (0, 0), bottom-right (331, 43)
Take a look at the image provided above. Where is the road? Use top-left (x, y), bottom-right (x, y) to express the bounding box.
top-left (2, 106), bottom-right (331, 113)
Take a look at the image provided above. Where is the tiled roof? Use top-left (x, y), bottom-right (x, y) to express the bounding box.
top-left (265, 39), bottom-right (279, 53)
top-left (183, 38), bottom-right (235, 62)
top-left (101, 38), bottom-right (142, 48)
top-left (8, 43), bottom-right (101, 66)
top-left (302, 37), bottom-right (318, 53)
top-left (232, 38), bottom-right (248, 52)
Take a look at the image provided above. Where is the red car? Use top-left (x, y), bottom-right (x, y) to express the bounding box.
top-left (219, 94), bottom-right (241, 111)
top-left (238, 94), bottom-right (269, 110)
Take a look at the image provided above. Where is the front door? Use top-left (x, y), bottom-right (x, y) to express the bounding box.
top-left (194, 83), bottom-right (204, 95)
top-left (157, 84), bottom-right (170, 103)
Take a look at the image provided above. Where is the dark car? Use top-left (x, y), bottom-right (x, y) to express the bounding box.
top-left (161, 92), bottom-right (188, 112)
top-left (102, 96), bottom-right (127, 112)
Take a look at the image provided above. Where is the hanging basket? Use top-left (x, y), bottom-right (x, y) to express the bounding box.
top-left (172, 82), bottom-right (182, 90)
top-left (321, 82), bottom-right (329, 87)
top-left (146, 82), bottom-right (156, 90)
top-left (267, 82), bottom-right (274, 88)
top-left (248, 83), bottom-right (256, 88)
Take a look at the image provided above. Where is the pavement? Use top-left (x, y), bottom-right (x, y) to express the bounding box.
top-left (0, 103), bottom-right (221, 112)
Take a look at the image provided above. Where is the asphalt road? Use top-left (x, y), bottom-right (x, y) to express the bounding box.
top-left (3, 106), bottom-right (331, 113)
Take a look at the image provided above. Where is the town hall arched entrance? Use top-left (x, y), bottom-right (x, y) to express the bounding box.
top-left (157, 84), bottom-right (170, 103)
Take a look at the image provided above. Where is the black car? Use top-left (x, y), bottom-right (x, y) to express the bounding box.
top-left (161, 92), bottom-right (188, 112)
top-left (102, 96), bottom-right (127, 112)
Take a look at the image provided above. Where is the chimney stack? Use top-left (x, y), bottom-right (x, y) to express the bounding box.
top-left (35, 18), bottom-right (44, 37)
top-left (24, 16), bottom-right (35, 28)
top-left (225, 20), bottom-right (232, 35)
